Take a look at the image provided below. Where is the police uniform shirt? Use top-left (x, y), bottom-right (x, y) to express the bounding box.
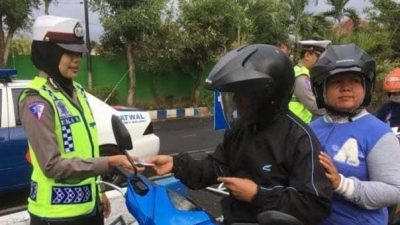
top-left (292, 65), bottom-right (325, 116)
top-left (19, 73), bottom-right (109, 179)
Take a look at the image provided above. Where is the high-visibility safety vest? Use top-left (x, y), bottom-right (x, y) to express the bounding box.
top-left (289, 64), bottom-right (313, 123)
top-left (19, 76), bottom-right (100, 219)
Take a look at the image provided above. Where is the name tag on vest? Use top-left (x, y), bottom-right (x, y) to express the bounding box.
top-left (60, 116), bottom-right (81, 126)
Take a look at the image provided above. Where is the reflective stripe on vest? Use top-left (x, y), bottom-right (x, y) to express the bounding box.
top-left (289, 65), bottom-right (312, 123)
top-left (19, 76), bottom-right (100, 219)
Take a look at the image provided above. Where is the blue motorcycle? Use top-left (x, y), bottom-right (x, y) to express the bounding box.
top-left (105, 115), bottom-right (302, 225)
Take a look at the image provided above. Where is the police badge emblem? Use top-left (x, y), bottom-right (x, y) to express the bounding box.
top-left (73, 22), bottom-right (84, 39)
top-left (55, 100), bottom-right (71, 118)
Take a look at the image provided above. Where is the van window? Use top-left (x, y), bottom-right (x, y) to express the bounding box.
top-left (12, 88), bottom-right (24, 126)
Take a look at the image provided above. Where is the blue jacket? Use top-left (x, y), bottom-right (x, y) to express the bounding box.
top-left (310, 112), bottom-right (400, 225)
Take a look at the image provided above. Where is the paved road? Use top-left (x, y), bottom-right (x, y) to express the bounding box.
top-left (154, 116), bottom-right (224, 155)
top-left (0, 117), bottom-right (226, 218)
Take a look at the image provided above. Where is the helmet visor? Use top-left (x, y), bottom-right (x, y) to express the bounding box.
top-left (221, 92), bottom-right (255, 128)
top-left (221, 92), bottom-right (237, 128)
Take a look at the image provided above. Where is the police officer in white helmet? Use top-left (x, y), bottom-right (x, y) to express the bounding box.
top-left (289, 40), bottom-right (331, 123)
top-left (20, 15), bottom-right (135, 225)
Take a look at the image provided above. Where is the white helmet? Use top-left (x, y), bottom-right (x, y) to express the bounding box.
top-left (33, 15), bottom-right (87, 53)
top-left (298, 40), bottom-right (331, 53)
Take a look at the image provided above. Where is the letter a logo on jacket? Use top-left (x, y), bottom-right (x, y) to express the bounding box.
top-left (334, 138), bottom-right (360, 167)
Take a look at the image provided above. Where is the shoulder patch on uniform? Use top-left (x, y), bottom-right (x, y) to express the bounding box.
top-left (28, 101), bottom-right (45, 120)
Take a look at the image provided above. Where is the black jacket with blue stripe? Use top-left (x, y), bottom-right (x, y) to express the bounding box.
top-left (172, 111), bottom-right (332, 225)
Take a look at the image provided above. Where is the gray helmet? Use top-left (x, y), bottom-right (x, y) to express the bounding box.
top-left (310, 43), bottom-right (376, 108)
top-left (205, 44), bottom-right (294, 126)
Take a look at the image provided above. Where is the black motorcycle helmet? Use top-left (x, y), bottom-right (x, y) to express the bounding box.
top-left (310, 43), bottom-right (376, 111)
top-left (205, 44), bottom-right (294, 127)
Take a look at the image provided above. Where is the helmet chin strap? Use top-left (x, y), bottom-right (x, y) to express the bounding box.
top-left (325, 104), bottom-right (363, 122)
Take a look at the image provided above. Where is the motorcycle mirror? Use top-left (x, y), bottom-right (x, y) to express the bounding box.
top-left (111, 115), bottom-right (133, 152)
top-left (257, 210), bottom-right (302, 225)
top-left (111, 115), bottom-right (139, 175)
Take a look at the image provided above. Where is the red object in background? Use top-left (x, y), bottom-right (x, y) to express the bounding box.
top-left (383, 68), bottom-right (400, 93)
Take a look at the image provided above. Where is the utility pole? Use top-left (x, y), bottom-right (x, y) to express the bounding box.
top-left (83, 0), bottom-right (93, 90)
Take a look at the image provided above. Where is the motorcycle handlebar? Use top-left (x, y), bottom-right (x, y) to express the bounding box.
top-left (116, 165), bottom-right (131, 178)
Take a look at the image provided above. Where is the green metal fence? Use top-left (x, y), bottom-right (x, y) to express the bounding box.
top-left (7, 55), bottom-right (197, 107)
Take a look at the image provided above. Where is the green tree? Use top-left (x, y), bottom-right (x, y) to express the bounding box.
top-left (287, 0), bottom-right (309, 43)
top-left (92, 0), bottom-right (166, 106)
top-left (0, 0), bottom-right (39, 67)
top-left (177, 0), bottom-right (243, 105)
top-left (138, 1), bottom-right (183, 106)
top-left (323, 0), bottom-right (359, 24)
top-left (364, 0), bottom-right (400, 109)
top-left (287, 0), bottom-right (331, 58)
top-left (329, 25), bottom-right (391, 60)
top-left (298, 13), bottom-right (331, 40)
top-left (11, 38), bottom-right (31, 55)
top-left (246, 0), bottom-right (291, 45)
top-left (368, 0), bottom-right (400, 58)
top-left (287, 0), bottom-right (329, 42)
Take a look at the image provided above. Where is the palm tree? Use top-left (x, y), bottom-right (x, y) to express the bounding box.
top-left (323, 0), bottom-right (359, 25)
top-left (287, 0), bottom-right (309, 43)
top-left (245, 0), bottom-right (291, 45)
top-left (287, 0), bottom-right (330, 41)
top-left (299, 13), bottom-right (332, 40)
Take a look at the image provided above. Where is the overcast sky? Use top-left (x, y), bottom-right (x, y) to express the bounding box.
top-left (32, 0), bottom-right (374, 42)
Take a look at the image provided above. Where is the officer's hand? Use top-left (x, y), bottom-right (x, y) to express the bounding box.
top-left (145, 155), bottom-right (173, 176)
top-left (102, 193), bottom-right (111, 218)
top-left (319, 151), bottom-right (341, 189)
top-left (217, 177), bottom-right (257, 202)
top-left (108, 155), bottom-right (144, 173)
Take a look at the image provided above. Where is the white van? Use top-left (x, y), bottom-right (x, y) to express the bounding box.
top-left (0, 69), bottom-right (160, 193)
